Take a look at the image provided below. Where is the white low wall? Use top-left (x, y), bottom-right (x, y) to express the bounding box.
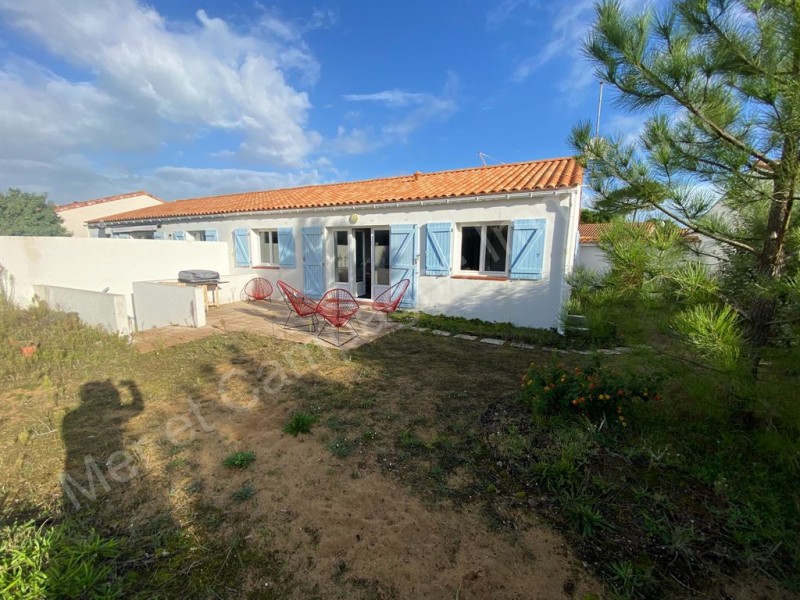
top-left (576, 243), bottom-right (610, 274)
top-left (33, 284), bottom-right (130, 334)
top-left (132, 281), bottom-right (205, 330)
top-left (0, 236), bottom-right (232, 318)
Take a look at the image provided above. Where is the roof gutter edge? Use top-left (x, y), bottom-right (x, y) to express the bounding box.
top-left (90, 187), bottom-right (576, 227)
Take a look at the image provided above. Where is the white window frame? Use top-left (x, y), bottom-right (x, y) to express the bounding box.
top-left (187, 230), bottom-right (206, 242)
top-left (457, 222), bottom-right (510, 275)
top-left (257, 229), bottom-right (279, 266)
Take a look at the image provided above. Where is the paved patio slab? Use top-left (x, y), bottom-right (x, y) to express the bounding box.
top-left (133, 300), bottom-right (399, 353)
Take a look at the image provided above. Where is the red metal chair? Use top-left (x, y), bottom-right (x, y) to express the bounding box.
top-left (372, 278), bottom-right (409, 322)
top-left (277, 280), bottom-right (319, 331)
top-left (316, 288), bottom-right (360, 346)
top-left (243, 277), bottom-right (273, 303)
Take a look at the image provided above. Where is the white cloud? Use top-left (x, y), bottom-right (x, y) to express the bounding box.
top-left (511, 0), bottom-right (594, 87)
top-left (508, 0), bottom-right (660, 99)
top-left (486, 0), bottom-right (535, 31)
top-left (335, 72), bottom-right (459, 154)
top-left (603, 113), bottom-right (648, 144)
top-left (143, 166), bottom-right (326, 199)
top-left (0, 0), bottom-right (321, 168)
top-left (0, 156), bottom-right (329, 203)
top-left (342, 90), bottom-right (432, 108)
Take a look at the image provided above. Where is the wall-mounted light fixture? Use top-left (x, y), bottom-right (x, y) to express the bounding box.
top-left (348, 214), bottom-right (359, 225)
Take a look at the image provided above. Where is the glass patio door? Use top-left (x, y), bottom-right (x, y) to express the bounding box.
top-left (372, 229), bottom-right (390, 299)
top-left (355, 229), bottom-right (367, 297)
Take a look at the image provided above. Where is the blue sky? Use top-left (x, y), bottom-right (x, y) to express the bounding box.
top-left (0, 0), bottom-right (642, 204)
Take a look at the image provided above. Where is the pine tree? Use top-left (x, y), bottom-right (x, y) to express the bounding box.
top-left (571, 0), bottom-right (799, 374)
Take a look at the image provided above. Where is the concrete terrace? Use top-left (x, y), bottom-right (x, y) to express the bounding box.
top-left (132, 300), bottom-right (400, 352)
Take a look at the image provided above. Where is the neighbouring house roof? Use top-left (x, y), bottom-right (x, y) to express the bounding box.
top-left (578, 223), bottom-right (610, 243)
top-left (55, 191), bottom-right (164, 212)
top-left (92, 157), bottom-right (583, 224)
top-left (579, 222), bottom-right (699, 243)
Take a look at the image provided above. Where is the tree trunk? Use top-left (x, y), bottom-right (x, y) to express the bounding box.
top-left (745, 138), bottom-right (797, 376)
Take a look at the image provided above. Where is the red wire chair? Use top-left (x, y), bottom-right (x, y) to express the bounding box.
top-left (277, 280), bottom-right (319, 331)
top-left (243, 277), bottom-right (273, 303)
top-left (372, 278), bottom-right (409, 323)
top-left (316, 288), bottom-right (360, 346)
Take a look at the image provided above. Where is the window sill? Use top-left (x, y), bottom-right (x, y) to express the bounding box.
top-left (452, 274), bottom-right (508, 281)
top-left (253, 265), bottom-right (280, 270)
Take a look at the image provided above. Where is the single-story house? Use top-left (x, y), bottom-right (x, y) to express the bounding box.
top-left (55, 191), bottom-right (164, 238)
top-left (89, 158), bottom-right (584, 329)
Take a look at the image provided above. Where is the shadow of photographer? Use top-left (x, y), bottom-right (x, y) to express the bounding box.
top-left (61, 380), bottom-right (145, 513)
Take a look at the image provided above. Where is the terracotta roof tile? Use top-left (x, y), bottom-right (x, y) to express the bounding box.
top-left (578, 223), bottom-right (610, 243)
top-left (579, 222), bottom-right (699, 243)
top-left (94, 158), bottom-right (583, 223)
top-left (55, 191), bottom-right (163, 212)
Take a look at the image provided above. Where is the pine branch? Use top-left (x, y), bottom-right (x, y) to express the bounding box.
top-left (650, 200), bottom-right (757, 254)
top-left (638, 58), bottom-right (777, 169)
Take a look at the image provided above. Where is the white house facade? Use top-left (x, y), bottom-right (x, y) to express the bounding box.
top-left (90, 159), bottom-right (584, 329)
top-left (55, 191), bottom-right (164, 237)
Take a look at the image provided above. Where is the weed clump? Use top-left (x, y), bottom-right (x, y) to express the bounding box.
top-left (223, 451), bottom-right (256, 469)
top-left (284, 412), bottom-right (318, 436)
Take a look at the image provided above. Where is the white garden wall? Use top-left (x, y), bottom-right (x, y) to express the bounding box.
top-left (576, 243), bottom-right (611, 274)
top-left (0, 236), bottom-right (239, 332)
top-left (32, 284), bottom-right (129, 334)
top-left (132, 281), bottom-right (205, 330)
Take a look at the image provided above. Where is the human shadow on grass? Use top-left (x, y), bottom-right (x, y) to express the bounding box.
top-left (61, 380), bottom-right (146, 513)
top-left (58, 380), bottom-right (185, 593)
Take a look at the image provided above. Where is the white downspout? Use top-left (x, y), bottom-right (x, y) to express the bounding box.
top-left (557, 186), bottom-right (581, 334)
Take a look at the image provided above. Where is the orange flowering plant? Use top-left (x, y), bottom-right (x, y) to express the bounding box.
top-left (520, 359), bottom-right (662, 428)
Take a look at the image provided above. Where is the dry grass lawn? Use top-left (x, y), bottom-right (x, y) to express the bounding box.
top-left (1, 326), bottom-right (601, 598)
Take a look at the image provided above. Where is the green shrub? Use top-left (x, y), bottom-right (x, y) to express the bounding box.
top-left (520, 358), bottom-right (662, 428)
top-left (284, 412), bottom-right (318, 436)
top-left (0, 520), bottom-right (122, 599)
top-left (222, 451), bottom-right (255, 469)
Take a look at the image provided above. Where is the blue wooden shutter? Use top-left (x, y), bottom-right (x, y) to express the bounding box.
top-left (205, 229), bottom-right (219, 242)
top-left (509, 219), bottom-right (546, 280)
top-left (302, 226), bottom-right (324, 298)
top-left (278, 228), bottom-right (296, 268)
top-left (390, 224), bottom-right (417, 308)
top-left (424, 222), bottom-right (451, 276)
top-left (153, 230), bottom-right (164, 240)
top-left (233, 229), bottom-right (251, 267)
top-left (173, 230), bottom-right (185, 241)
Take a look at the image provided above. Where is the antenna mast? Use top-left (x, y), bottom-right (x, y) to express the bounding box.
top-left (477, 152), bottom-right (505, 166)
top-left (595, 81), bottom-right (604, 138)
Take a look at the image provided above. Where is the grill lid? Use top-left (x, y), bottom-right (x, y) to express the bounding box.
top-left (178, 269), bottom-right (220, 283)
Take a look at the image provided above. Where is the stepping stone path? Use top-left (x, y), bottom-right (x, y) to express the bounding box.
top-left (402, 325), bottom-right (631, 356)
